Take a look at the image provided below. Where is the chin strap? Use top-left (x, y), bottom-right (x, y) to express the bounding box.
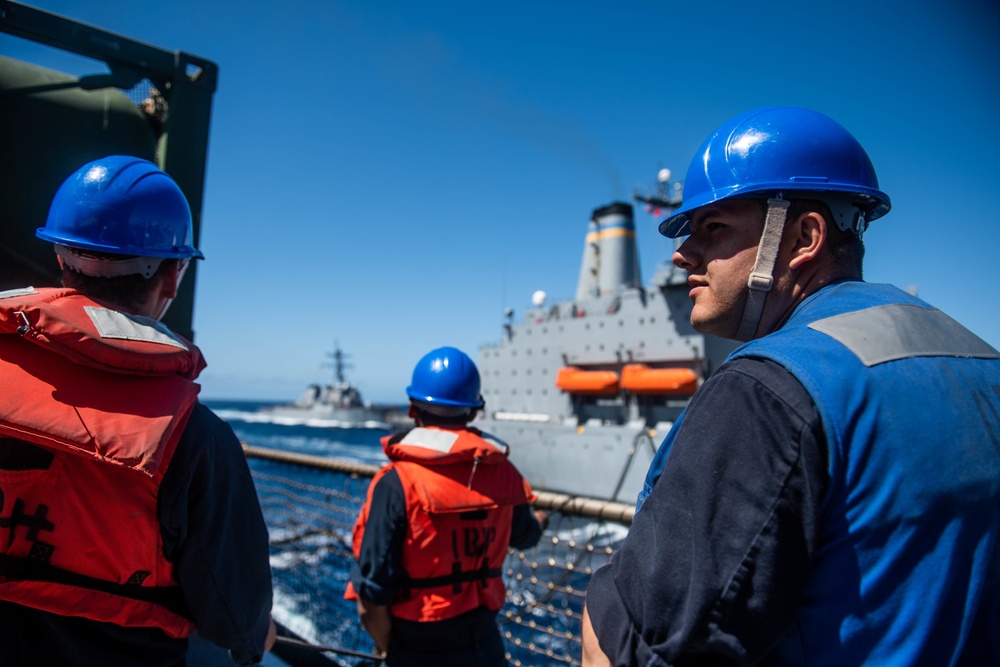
top-left (735, 198), bottom-right (789, 342)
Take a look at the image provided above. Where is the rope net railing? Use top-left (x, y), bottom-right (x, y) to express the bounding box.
top-left (243, 445), bottom-right (633, 667)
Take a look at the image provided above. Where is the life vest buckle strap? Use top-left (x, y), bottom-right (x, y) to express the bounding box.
top-left (0, 553), bottom-right (189, 617)
top-left (402, 565), bottom-right (503, 592)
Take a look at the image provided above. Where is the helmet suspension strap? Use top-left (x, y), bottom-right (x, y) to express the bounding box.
top-left (735, 198), bottom-right (789, 342)
top-left (55, 245), bottom-right (164, 279)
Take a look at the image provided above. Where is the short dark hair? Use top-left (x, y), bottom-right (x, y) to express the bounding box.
top-left (61, 255), bottom-right (174, 312)
top-left (410, 403), bottom-right (477, 427)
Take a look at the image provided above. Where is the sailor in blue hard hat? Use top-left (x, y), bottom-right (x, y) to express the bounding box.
top-left (1, 154), bottom-right (276, 663)
top-left (36, 154), bottom-right (204, 320)
top-left (582, 107), bottom-right (1000, 666)
top-left (660, 106), bottom-right (890, 342)
top-left (347, 346), bottom-right (546, 666)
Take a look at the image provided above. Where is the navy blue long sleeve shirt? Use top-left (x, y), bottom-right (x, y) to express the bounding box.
top-left (586, 358), bottom-right (828, 665)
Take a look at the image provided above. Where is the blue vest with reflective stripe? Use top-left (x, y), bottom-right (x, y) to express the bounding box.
top-left (649, 281), bottom-right (1000, 664)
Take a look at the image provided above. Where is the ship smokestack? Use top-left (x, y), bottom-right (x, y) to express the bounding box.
top-left (575, 202), bottom-right (640, 301)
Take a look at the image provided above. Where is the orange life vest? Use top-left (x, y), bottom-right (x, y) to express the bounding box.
top-left (349, 425), bottom-right (536, 622)
top-left (0, 287), bottom-right (205, 638)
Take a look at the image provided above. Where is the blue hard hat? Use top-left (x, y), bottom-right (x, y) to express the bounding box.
top-left (406, 346), bottom-right (484, 408)
top-left (37, 155), bottom-right (204, 259)
top-left (660, 107), bottom-right (891, 238)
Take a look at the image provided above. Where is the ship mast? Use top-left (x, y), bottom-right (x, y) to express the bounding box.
top-left (323, 342), bottom-right (351, 385)
top-left (632, 167), bottom-right (682, 214)
top-left (632, 168), bottom-right (687, 287)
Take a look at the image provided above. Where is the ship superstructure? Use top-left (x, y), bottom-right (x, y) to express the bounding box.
top-left (263, 344), bottom-right (405, 426)
top-left (476, 191), bottom-right (737, 502)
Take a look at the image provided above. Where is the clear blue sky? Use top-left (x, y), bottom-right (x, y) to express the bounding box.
top-left (6, 0), bottom-right (999, 402)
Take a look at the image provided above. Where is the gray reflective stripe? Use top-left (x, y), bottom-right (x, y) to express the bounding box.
top-left (398, 427), bottom-right (458, 453)
top-left (84, 306), bottom-right (189, 350)
top-left (809, 304), bottom-right (1000, 367)
top-left (0, 287), bottom-right (39, 300)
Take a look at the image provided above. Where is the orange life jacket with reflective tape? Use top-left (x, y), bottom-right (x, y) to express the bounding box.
top-left (350, 425), bottom-right (535, 622)
top-left (0, 287), bottom-right (205, 638)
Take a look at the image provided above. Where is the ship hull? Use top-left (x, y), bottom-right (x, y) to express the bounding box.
top-left (479, 418), bottom-right (668, 503)
top-left (261, 404), bottom-right (392, 426)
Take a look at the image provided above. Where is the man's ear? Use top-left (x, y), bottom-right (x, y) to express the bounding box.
top-left (160, 259), bottom-right (181, 299)
top-left (787, 211), bottom-right (826, 270)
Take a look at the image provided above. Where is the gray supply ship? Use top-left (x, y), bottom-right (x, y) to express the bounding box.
top-left (261, 345), bottom-right (406, 426)
top-left (475, 181), bottom-right (738, 503)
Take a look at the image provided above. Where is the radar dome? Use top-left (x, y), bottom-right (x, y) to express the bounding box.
top-left (531, 290), bottom-right (547, 307)
top-left (657, 168), bottom-right (672, 183)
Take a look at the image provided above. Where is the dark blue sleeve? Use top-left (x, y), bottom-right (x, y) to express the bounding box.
top-left (159, 403), bottom-right (273, 665)
top-left (349, 468), bottom-right (408, 605)
top-left (585, 358), bottom-right (827, 665)
top-left (509, 503), bottom-right (543, 550)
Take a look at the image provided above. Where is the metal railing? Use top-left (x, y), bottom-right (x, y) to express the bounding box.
top-left (243, 445), bottom-right (633, 667)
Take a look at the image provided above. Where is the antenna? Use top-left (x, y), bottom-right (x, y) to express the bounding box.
top-left (633, 166), bottom-right (683, 214)
top-left (633, 167), bottom-right (688, 287)
top-left (322, 341), bottom-right (352, 384)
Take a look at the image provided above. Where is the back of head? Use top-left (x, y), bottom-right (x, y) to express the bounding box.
top-left (37, 154), bottom-right (203, 272)
top-left (660, 106), bottom-right (891, 239)
top-left (406, 346), bottom-right (484, 423)
top-left (36, 155), bottom-right (203, 312)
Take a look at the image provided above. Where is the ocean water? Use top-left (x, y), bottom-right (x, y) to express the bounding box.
top-left (204, 399), bottom-right (624, 666)
top-left (205, 399), bottom-right (391, 465)
top-left (205, 399), bottom-right (391, 664)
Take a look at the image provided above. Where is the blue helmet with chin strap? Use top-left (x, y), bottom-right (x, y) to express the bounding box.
top-left (660, 107), bottom-right (891, 238)
top-left (37, 155), bottom-right (204, 261)
top-left (406, 347), bottom-right (484, 409)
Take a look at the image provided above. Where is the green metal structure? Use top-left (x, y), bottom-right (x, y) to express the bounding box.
top-left (0, 0), bottom-right (217, 340)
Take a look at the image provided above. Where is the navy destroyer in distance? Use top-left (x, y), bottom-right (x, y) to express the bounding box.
top-left (475, 170), bottom-right (738, 502)
top-left (262, 344), bottom-right (404, 425)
